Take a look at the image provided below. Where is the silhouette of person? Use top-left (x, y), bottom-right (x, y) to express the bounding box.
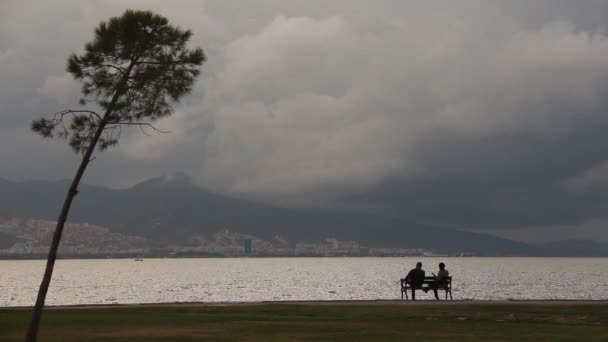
top-left (429, 262), bottom-right (450, 300)
top-left (403, 261), bottom-right (425, 300)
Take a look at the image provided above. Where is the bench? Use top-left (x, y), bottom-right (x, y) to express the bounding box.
top-left (400, 276), bottom-right (452, 300)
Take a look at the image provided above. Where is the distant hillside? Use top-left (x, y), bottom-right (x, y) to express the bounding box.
top-left (0, 176), bottom-right (597, 256)
top-left (537, 240), bottom-right (608, 257)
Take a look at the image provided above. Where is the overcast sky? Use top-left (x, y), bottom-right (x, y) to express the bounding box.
top-left (2, 1), bottom-right (608, 242)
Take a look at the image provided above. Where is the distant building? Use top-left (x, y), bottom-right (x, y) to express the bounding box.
top-left (244, 239), bottom-right (252, 256)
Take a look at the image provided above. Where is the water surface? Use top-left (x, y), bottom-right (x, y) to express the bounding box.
top-left (1, 257), bottom-right (607, 307)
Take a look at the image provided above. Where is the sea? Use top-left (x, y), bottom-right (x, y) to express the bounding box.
top-left (1, 257), bottom-right (607, 307)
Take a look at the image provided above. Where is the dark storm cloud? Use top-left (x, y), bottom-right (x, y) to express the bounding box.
top-left (349, 123), bottom-right (608, 227)
top-left (1, 1), bottom-right (608, 241)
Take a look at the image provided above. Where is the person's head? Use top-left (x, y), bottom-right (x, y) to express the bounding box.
top-left (439, 262), bottom-right (445, 270)
top-left (416, 262), bottom-right (422, 269)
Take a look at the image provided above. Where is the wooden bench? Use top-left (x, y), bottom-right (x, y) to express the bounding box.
top-left (400, 276), bottom-right (453, 300)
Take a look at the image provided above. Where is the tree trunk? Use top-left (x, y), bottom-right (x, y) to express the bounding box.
top-left (26, 62), bottom-right (133, 342)
top-left (25, 122), bottom-right (106, 342)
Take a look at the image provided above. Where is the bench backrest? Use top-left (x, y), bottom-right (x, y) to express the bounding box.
top-left (438, 276), bottom-right (452, 284)
top-left (400, 276), bottom-right (452, 288)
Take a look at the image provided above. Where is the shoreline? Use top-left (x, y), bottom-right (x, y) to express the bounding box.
top-left (2, 256), bottom-right (608, 260)
top-left (4, 299), bottom-right (608, 310)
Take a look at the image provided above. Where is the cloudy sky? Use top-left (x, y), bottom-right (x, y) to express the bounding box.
top-left (2, 1), bottom-right (608, 242)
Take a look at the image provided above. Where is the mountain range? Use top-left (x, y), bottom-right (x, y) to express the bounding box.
top-left (0, 175), bottom-right (605, 256)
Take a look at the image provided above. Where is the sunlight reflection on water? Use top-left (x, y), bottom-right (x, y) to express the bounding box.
top-left (1, 257), bottom-right (607, 306)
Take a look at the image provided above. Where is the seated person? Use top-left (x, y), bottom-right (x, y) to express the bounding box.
top-left (402, 261), bottom-right (425, 300)
top-left (429, 262), bottom-right (450, 300)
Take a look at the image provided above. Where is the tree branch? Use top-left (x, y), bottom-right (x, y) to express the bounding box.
top-left (114, 121), bottom-right (171, 133)
top-left (138, 124), bottom-right (152, 136)
top-left (52, 109), bottom-right (103, 122)
top-left (136, 59), bottom-right (186, 66)
top-left (101, 64), bottom-right (128, 77)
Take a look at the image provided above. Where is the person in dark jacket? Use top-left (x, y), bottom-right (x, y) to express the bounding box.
top-left (403, 262), bottom-right (425, 300)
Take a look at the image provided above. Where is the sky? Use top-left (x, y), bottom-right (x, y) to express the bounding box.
top-left (1, 1), bottom-right (608, 242)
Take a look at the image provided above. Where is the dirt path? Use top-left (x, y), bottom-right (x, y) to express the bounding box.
top-left (4, 299), bottom-right (608, 311)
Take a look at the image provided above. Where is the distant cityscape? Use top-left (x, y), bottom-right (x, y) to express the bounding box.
top-left (0, 217), bottom-right (461, 259)
top-left (5, 178), bottom-right (606, 257)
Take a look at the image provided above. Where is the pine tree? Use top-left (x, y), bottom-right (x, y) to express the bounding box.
top-left (26, 10), bottom-right (205, 341)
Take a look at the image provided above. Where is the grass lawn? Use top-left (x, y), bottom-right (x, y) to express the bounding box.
top-left (1, 303), bottom-right (607, 341)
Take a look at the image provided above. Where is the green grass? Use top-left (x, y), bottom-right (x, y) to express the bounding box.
top-left (1, 303), bottom-right (607, 341)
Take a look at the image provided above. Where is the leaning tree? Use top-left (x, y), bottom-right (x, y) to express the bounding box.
top-left (26, 10), bottom-right (205, 341)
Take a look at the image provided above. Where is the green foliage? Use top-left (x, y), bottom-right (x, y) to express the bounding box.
top-left (31, 9), bottom-right (205, 153)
